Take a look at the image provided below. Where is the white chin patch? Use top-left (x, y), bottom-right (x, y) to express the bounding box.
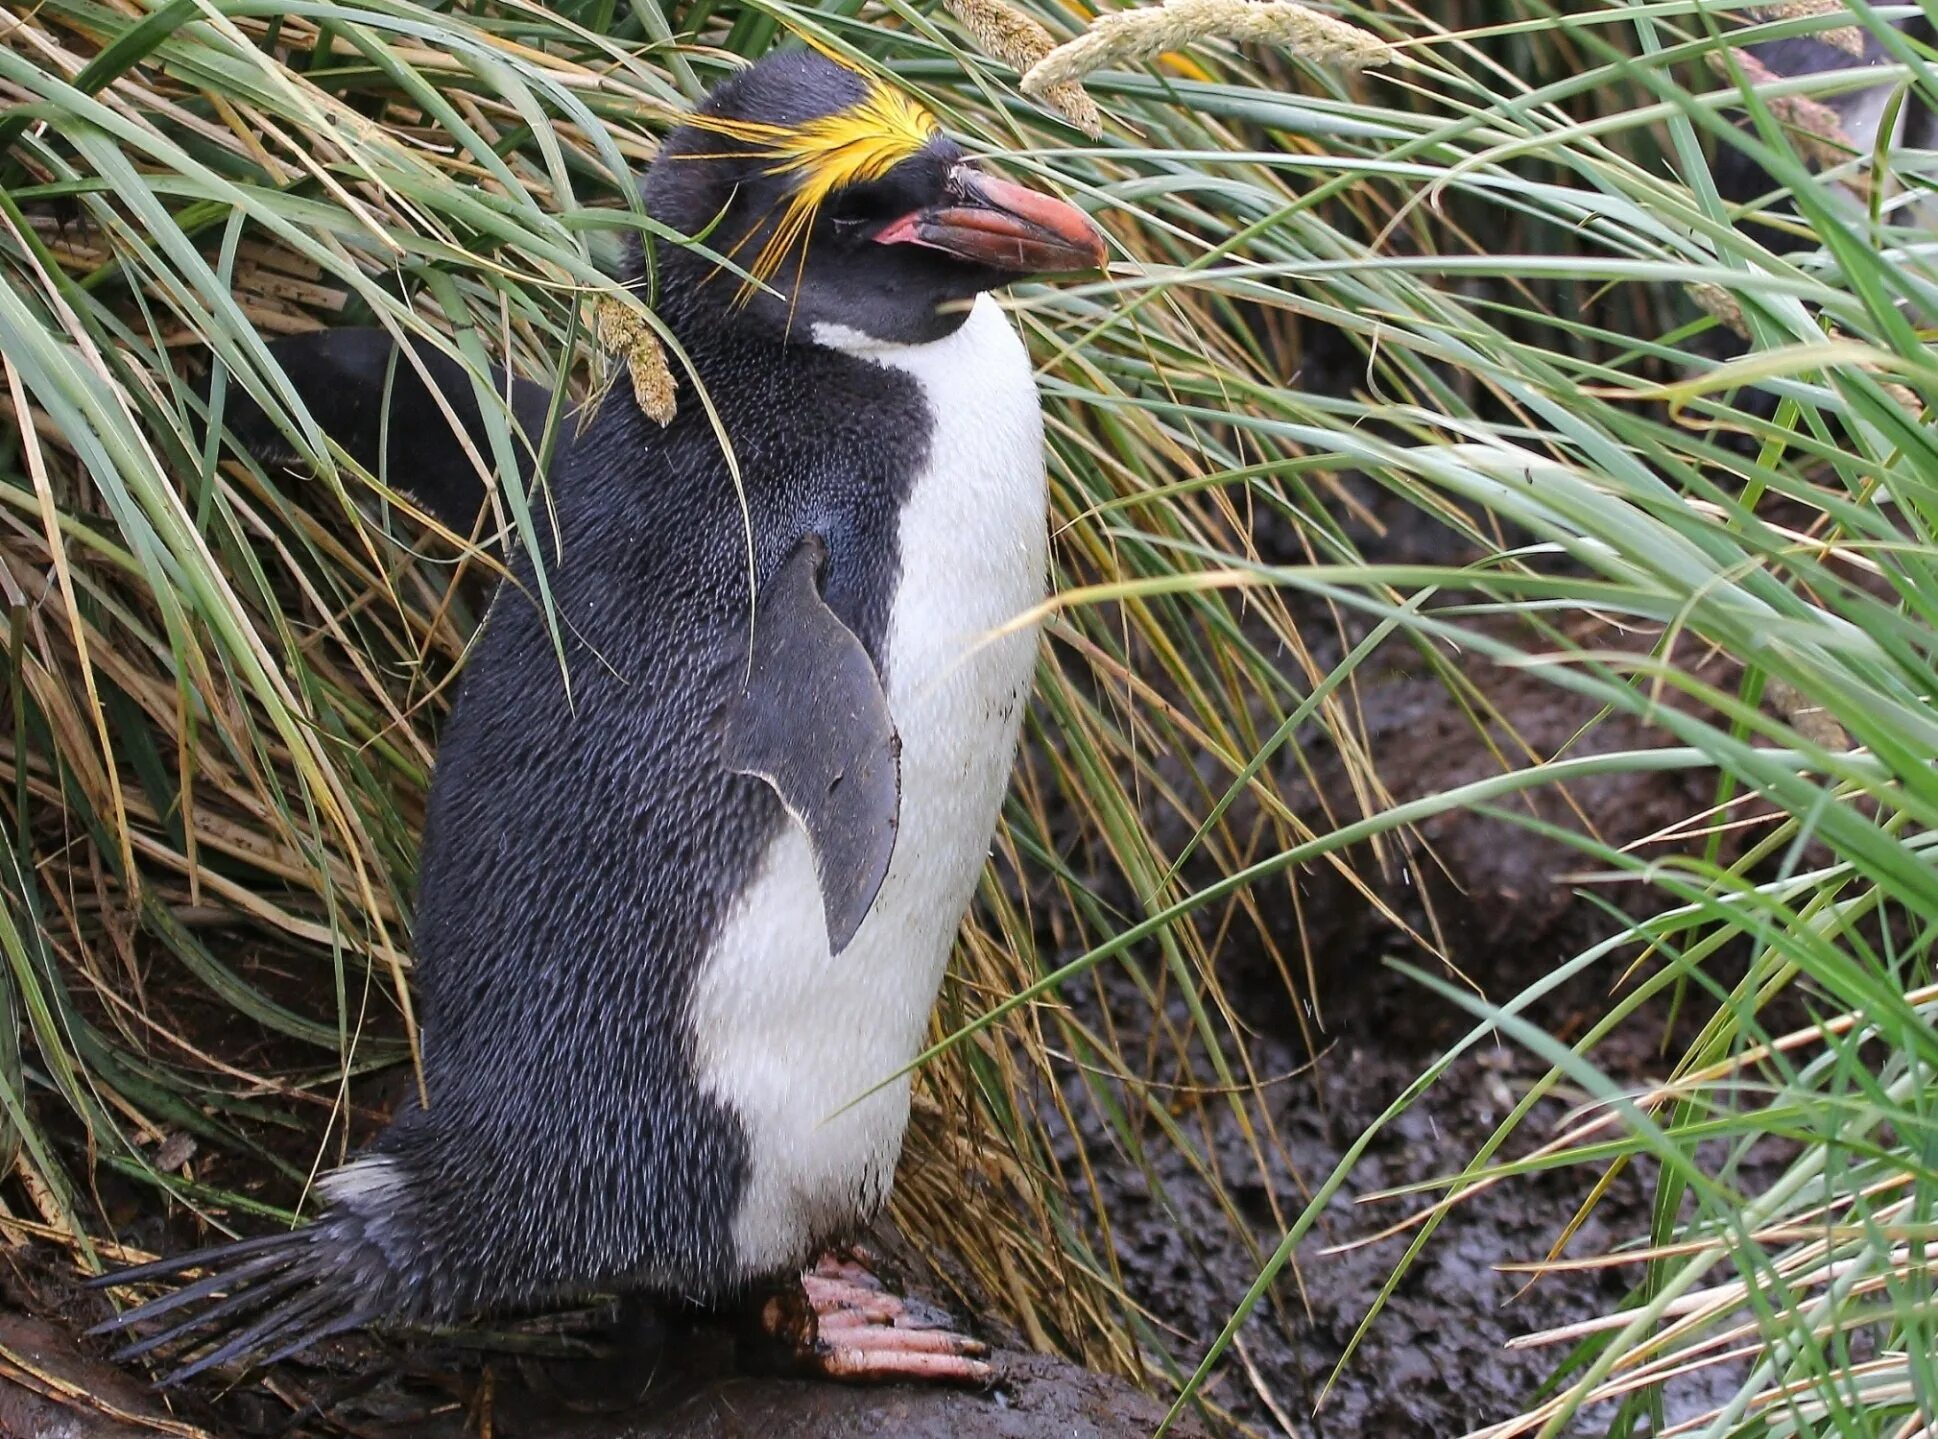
top-left (811, 300), bottom-right (979, 356)
top-left (811, 320), bottom-right (892, 355)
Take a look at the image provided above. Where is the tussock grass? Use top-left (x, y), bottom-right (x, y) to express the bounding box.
top-left (0, 0), bottom-right (1380, 1414)
top-left (7, 0), bottom-right (1938, 1434)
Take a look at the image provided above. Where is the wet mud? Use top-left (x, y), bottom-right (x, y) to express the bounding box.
top-left (1056, 641), bottom-right (1736, 1435)
top-left (1036, 456), bottom-right (1757, 1435)
top-left (0, 1301), bottom-right (1193, 1439)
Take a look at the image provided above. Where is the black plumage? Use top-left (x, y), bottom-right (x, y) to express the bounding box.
top-left (1714, 15), bottom-right (1938, 251)
top-left (215, 326), bottom-right (561, 537)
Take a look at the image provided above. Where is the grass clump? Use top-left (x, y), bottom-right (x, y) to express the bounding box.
top-left (6, 0), bottom-right (1938, 1435)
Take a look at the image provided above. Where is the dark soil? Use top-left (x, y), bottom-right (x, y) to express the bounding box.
top-left (538, 1353), bottom-right (1197, 1439)
top-left (1032, 455), bottom-right (1761, 1436)
top-left (0, 1303), bottom-right (1192, 1439)
top-left (1052, 635), bottom-right (1738, 1435)
top-left (0, 1311), bottom-right (170, 1439)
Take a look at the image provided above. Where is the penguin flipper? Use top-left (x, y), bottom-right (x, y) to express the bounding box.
top-left (211, 328), bottom-right (565, 537)
top-left (721, 534), bottom-right (901, 955)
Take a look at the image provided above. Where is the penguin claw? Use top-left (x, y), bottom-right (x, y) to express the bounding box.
top-left (816, 1341), bottom-right (994, 1385)
top-left (800, 1274), bottom-right (896, 1324)
top-left (761, 1258), bottom-right (993, 1387)
top-left (832, 1326), bottom-right (985, 1357)
top-left (808, 1249), bottom-right (878, 1286)
top-left (813, 1300), bottom-right (900, 1331)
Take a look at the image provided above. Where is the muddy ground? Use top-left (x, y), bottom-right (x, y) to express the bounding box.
top-left (1051, 631), bottom-right (1742, 1437)
top-left (1023, 444), bottom-right (1762, 1436)
top-left (23, 683), bottom-right (1727, 1439)
top-left (0, 1303), bottom-right (1195, 1439)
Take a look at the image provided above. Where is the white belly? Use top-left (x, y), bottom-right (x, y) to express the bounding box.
top-left (687, 296), bottom-right (1048, 1277)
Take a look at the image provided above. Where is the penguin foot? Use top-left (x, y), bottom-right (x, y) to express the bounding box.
top-left (750, 1254), bottom-right (992, 1386)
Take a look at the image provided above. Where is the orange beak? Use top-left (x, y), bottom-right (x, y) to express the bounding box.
top-left (874, 165), bottom-right (1106, 274)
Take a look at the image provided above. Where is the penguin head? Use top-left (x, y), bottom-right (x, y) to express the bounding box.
top-left (644, 51), bottom-right (1105, 345)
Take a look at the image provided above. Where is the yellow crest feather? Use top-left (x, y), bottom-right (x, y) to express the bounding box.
top-left (683, 70), bottom-right (941, 293)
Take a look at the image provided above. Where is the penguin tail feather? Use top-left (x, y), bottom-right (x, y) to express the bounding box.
top-left (85, 1225), bottom-right (385, 1386)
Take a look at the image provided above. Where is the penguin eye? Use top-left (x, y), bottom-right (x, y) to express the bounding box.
top-left (826, 180), bottom-right (913, 235)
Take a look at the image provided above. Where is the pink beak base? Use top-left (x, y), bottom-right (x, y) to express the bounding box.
top-left (874, 171), bottom-right (1105, 274)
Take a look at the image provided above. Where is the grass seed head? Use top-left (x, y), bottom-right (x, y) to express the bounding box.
top-left (946, 0), bottom-right (1105, 135)
top-left (1709, 45), bottom-right (1858, 169)
top-left (1825, 324), bottom-right (1926, 413)
top-left (1764, 677), bottom-right (1852, 749)
top-left (593, 294), bottom-right (678, 426)
top-left (1022, 0), bottom-right (1393, 106)
top-left (1687, 281), bottom-right (1751, 339)
top-left (1756, 1), bottom-right (1866, 59)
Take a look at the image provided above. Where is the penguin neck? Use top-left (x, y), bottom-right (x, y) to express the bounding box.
top-left (641, 252), bottom-right (979, 417)
top-left (804, 306), bottom-right (980, 363)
